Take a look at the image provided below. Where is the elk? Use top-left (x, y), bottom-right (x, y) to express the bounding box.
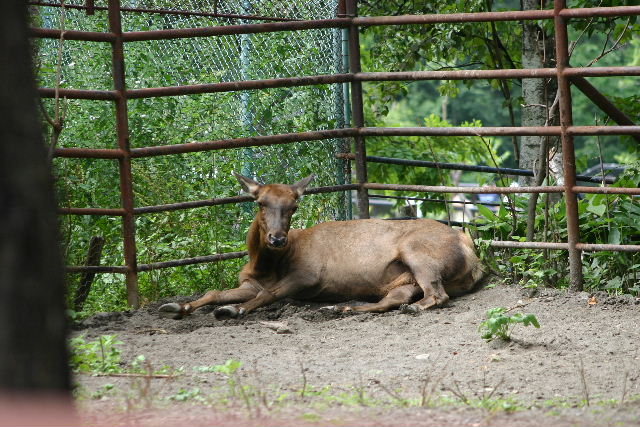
top-left (159, 173), bottom-right (485, 320)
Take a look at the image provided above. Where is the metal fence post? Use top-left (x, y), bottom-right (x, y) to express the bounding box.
top-left (336, 0), bottom-right (352, 221)
top-left (554, 0), bottom-right (584, 291)
top-left (108, 0), bottom-right (139, 307)
top-left (346, 0), bottom-right (369, 218)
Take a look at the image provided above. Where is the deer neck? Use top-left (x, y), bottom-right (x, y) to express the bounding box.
top-left (246, 216), bottom-right (290, 273)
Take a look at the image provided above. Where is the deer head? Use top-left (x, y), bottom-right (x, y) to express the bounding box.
top-left (234, 172), bottom-right (315, 249)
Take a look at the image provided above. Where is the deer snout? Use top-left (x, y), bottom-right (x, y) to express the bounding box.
top-left (267, 233), bottom-right (288, 248)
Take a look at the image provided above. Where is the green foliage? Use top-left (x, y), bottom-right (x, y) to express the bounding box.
top-left (195, 359), bottom-right (243, 375)
top-left (89, 383), bottom-right (115, 400)
top-left (195, 359), bottom-right (245, 399)
top-left (579, 164), bottom-right (640, 294)
top-left (478, 307), bottom-right (540, 341)
top-left (367, 114), bottom-right (506, 216)
top-left (360, 0), bottom-right (521, 104)
top-left (473, 163), bottom-right (640, 294)
top-left (69, 334), bottom-right (123, 374)
top-left (129, 354), bottom-right (181, 376)
top-left (361, 0), bottom-right (639, 170)
top-left (168, 387), bottom-right (205, 403)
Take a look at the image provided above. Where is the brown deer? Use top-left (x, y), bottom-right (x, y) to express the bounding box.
top-left (159, 173), bottom-right (485, 320)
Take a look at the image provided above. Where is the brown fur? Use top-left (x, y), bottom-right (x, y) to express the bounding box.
top-left (159, 174), bottom-right (485, 319)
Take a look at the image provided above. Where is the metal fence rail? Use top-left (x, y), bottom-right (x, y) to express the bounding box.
top-left (30, 0), bottom-right (640, 306)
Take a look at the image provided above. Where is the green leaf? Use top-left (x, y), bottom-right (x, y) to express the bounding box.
top-left (604, 277), bottom-right (623, 289)
top-left (521, 314), bottom-right (540, 328)
top-left (477, 204), bottom-right (498, 222)
top-left (586, 203), bottom-right (606, 217)
top-left (608, 227), bottom-right (621, 245)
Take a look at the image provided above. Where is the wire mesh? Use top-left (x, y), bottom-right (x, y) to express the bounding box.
top-left (34, 0), bottom-right (350, 308)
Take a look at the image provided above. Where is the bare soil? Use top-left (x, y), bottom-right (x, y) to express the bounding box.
top-left (75, 283), bottom-right (640, 426)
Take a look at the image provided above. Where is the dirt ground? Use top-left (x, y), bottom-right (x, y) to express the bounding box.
top-left (74, 283), bottom-right (640, 426)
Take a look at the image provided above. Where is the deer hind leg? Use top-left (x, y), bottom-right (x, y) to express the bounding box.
top-left (158, 282), bottom-right (259, 320)
top-left (402, 255), bottom-right (449, 311)
top-left (341, 273), bottom-right (421, 313)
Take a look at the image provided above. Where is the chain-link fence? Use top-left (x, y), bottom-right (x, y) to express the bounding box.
top-left (32, 0), bottom-right (350, 311)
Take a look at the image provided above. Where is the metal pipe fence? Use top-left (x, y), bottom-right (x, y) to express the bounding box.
top-left (30, 0), bottom-right (640, 306)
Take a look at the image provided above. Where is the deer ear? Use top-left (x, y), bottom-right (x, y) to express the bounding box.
top-left (233, 172), bottom-right (261, 198)
top-left (291, 174), bottom-right (315, 197)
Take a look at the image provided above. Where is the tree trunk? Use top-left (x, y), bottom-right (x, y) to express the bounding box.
top-left (0, 0), bottom-right (70, 392)
top-left (520, 0), bottom-right (556, 185)
top-left (520, 0), bottom-right (558, 241)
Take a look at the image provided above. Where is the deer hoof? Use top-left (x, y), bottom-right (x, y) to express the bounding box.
top-left (158, 303), bottom-right (184, 320)
top-left (320, 305), bottom-right (341, 313)
top-left (214, 305), bottom-right (239, 320)
top-left (400, 304), bottom-right (420, 315)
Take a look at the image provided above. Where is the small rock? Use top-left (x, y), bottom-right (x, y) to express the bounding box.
top-left (259, 321), bottom-right (293, 334)
top-left (415, 354), bottom-right (430, 360)
top-left (578, 292), bottom-right (590, 301)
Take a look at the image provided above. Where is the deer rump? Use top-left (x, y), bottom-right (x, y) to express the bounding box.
top-left (159, 174), bottom-right (484, 320)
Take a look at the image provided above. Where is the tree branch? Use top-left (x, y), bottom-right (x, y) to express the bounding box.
top-left (585, 17), bottom-right (631, 68)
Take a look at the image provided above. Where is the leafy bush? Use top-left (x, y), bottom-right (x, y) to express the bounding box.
top-left (474, 163), bottom-right (640, 294)
top-left (367, 114), bottom-right (507, 217)
top-left (70, 335), bottom-right (182, 377)
top-left (69, 334), bottom-right (123, 374)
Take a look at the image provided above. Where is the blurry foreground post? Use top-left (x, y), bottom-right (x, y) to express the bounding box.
top-left (0, 0), bottom-right (73, 423)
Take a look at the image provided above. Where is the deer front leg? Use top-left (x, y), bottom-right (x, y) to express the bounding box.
top-left (213, 276), bottom-right (308, 320)
top-left (158, 281), bottom-right (259, 320)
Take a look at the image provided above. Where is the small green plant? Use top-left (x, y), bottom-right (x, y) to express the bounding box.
top-left (131, 354), bottom-right (181, 376)
top-left (194, 360), bottom-right (244, 399)
top-left (478, 307), bottom-right (540, 341)
top-left (90, 383), bottom-right (115, 400)
top-left (445, 373), bottom-right (521, 412)
top-left (168, 387), bottom-right (205, 402)
top-left (69, 334), bottom-right (123, 374)
top-left (301, 413), bottom-right (322, 422)
top-left (211, 359), bottom-right (243, 375)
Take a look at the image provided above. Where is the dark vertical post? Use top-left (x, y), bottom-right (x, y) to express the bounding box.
top-left (346, 0), bottom-right (369, 218)
top-left (0, 0), bottom-right (71, 393)
top-left (86, 0), bottom-right (95, 15)
top-left (554, 0), bottom-right (583, 290)
top-left (240, 1), bottom-right (254, 215)
top-left (335, 0), bottom-right (350, 221)
top-left (108, 0), bottom-right (139, 307)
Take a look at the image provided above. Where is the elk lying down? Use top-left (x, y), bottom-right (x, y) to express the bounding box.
top-left (159, 173), bottom-right (485, 320)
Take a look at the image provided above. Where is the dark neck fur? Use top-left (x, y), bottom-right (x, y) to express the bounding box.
top-left (246, 216), bottom-right (290, 274)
